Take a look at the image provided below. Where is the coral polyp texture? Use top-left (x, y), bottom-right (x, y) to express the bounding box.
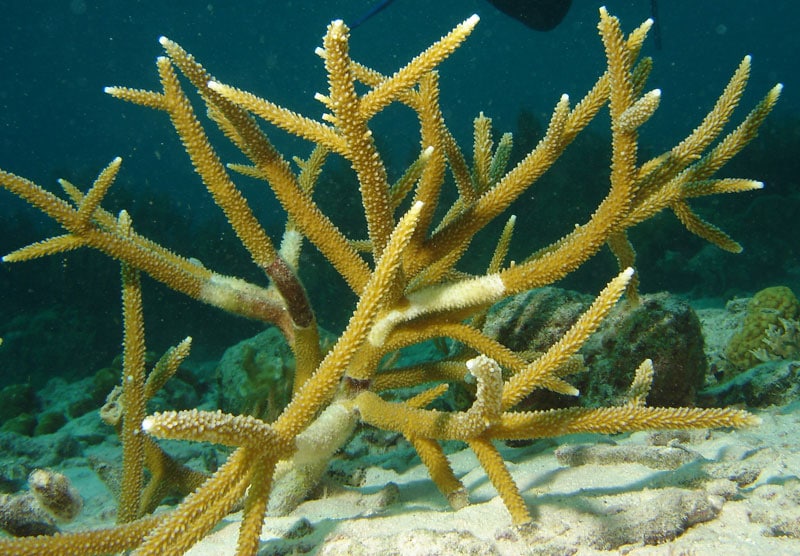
top-left (0, 7), bottom-right (779, 556)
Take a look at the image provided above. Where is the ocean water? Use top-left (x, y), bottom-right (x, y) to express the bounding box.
top-left (0, 2), bottom-right (799, 552)
top-left (0, 1), bottom-right (796, 384)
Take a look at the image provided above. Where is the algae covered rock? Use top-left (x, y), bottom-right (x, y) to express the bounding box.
top-left (217, 328), bottom-right (335, 421)
top-left (0, 413), bottom-right (36, 436)
top-left (0, 384), bottom-right (37, 423)
top-left (68, 363), bottom-right (126, 418)
top-left (32, 412), bottom-right (67, 436)
top-left (581, 292), bottom-right (707, 407)
top-left (482, 287), bottom-right (592, 354)
top-left (699, 359), bottom-right (800, 407)
top-left (485, 289), bottom-right (707, 407)
top-left (217, 328), bottom-right (296, 420)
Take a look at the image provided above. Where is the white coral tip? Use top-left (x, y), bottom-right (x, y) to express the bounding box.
top-left (141, 416), bottom-right (155, 432)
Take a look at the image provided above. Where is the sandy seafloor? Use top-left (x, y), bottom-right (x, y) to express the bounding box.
top-left (189, 407), bottom-right (800, 556)
top-left (5, 301), bottom-right (800, 555)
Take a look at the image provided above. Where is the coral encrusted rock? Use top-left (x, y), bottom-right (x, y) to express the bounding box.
top-left (485, 289), bottom-right (707, 408)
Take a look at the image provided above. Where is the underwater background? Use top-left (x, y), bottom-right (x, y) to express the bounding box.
top-left (0, 0), bottom-right (797, 388)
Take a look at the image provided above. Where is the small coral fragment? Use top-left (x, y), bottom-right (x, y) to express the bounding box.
top-left (0, 469), bottom-right (82, 538)
top-left (27, 468), bottom-right (83, 522)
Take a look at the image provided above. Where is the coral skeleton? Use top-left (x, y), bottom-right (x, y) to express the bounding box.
top-left (0, 7), bottom-right (779, 555)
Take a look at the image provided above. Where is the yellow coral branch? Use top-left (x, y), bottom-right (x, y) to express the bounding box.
top-left (274, 201), bottom-right (424, 440)
top-left (358, 14), bottom-right (480, 118)
top-left (502, 268), bottom-right (634, 409)
top-left (118, 261), bottom-right (147, 524)
top-left (468, 436), bottom-right (530, 524)
top-left (208, 81), bottom-right (346, 153)
top-left (493, 405), bottom-right (759, 440)
top-left (156, 56), bottom-right (278, 272)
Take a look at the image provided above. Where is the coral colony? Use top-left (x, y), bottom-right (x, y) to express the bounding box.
top-left (0, 8), bottom-right (779, 556)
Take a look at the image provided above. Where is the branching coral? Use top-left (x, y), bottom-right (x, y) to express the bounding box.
top-left (0, 7), bottom-right (779, 555)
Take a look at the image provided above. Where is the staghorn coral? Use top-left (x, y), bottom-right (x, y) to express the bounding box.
top-left (0, 8), bottom-right (780, 555)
